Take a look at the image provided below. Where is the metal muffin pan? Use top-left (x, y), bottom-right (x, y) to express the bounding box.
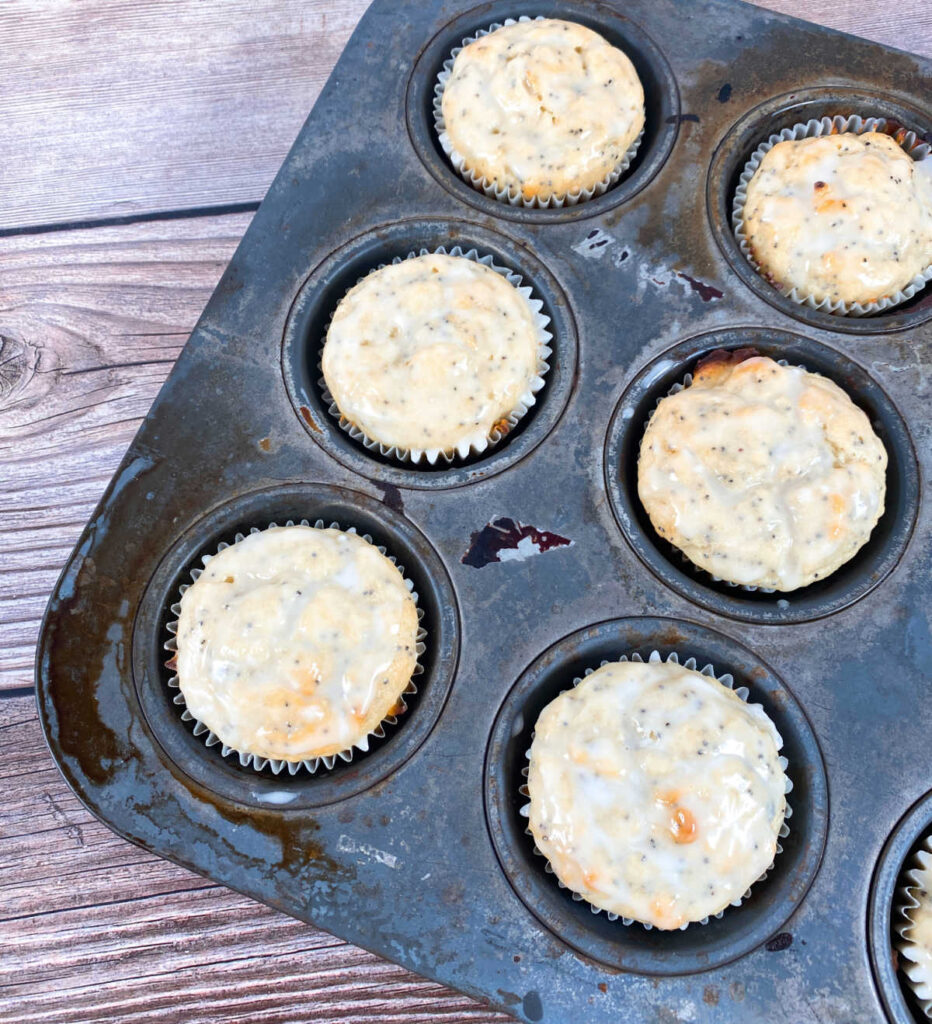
top-left (36, 0), bottom-right (932, 1021)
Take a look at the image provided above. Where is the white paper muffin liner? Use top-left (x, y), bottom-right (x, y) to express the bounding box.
top-left (732, 113), bottom-right (932, 316)
top-left (163, 519), bottom-right (427, 776)
top-left (519, 649), bottom-right (793, 930)
top-left (433, 15), bottom-right (645, 208)
top-left (319, 244), bottom-right (553, 465)
top-left (895, 834), bottom-right (932, 1017)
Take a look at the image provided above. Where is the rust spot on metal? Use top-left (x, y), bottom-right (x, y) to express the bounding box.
top-left (598, 982), bottom-right (608, 994)
top-left (258, 437), bottom-right (271, 452)
top-left (653, 624), bottom-right (688, 647)
top-left (704, 985), bottom-right (720, 1005)
top-left (462, 517), bottom-right (572, 568)
top-left (768, 688), bottom-right (788, 711)
top-left (299, 405), bottom-right (321, 432)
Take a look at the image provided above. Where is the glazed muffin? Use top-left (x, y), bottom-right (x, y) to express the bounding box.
top-left (440, 18), bottom-right (644, 203)
top-left (174, 525), bottom-right (420, 763)
top-left (637, 350), bottom-right (887, 591)
top-left (322, 253), bottom-right (544, 458)
top-left (527, 658), bottom-right (787, 930)
top-left (897, 841), bottom-right (932, 1016)
top-left (742, 131), bottom-right (932, 306)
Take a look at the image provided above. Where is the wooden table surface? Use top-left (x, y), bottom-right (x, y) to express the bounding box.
top-left (2, 2), bottom-right (929, 1021)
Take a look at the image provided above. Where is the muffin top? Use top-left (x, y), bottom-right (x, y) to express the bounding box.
top-left (322, 253), bottom-right (542, 457)
top-left (901, 848), bottom-right (932, 1004)
top-left (441, 18), bottom-right (645, 201)
top-left (637, 351), bottom-right (887, 591)
top-left (527, 659), bottom-right (787, 930)
top-left (742, 131), bottom-right (932, 305)
top-left (175, 526), bottom-right (419, 762)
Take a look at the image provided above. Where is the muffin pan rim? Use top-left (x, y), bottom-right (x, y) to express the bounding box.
top-left (280, 216), bottom-right (579, 490)
top-left (404, 0), bottom-right (681, 223)
top-left (869, 789), bottom-right (932, 1024)
top-left (483, 614), bottom-right (829, 976)
top-left (603, 326), bottom-right (922, 625)
top-left (130, 482), bottom-right (461, 810)
top-left (706, 85), bottom-right (932, 335)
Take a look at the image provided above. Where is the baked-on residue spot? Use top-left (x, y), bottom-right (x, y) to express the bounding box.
top-left (322, 253), bottom-right (541, 457)
top-left (175, 525), bottom-right (419, 762)
top-left (742, 131), bottom-right (932, 305)
top-left (637, 353), bottom-right (888, 591)
top-left (442, 18), bottom-right (644, 201)
top-left (461, 517), bottom-right (571, 567)
top-left (527, 660), bottom-right (787, 930)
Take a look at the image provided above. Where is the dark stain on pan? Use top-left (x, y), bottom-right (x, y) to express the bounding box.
top-left (765, 932), bottom-right (793, 952)
top-left (522, 991), bottom-right (544, 1021)
top-left (373, 480), bottom-right (405, 515)
top-left (677, 272), bottom-right (724, 302)
top-left (718, 83), bottom-right (732, 102)
top-left (461, 517), bottom-right (572, 568)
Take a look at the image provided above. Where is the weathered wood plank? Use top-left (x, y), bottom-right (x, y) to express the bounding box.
top-left (0, 0), bottom-right (367, 230)
top-left (758, 0), bottom-right (932, 55)
top-left (1, 0), bottom-right (929, 232)
top-left (0, 214), bottom-right (253, 690)
top-left (0, 697), bottom-right (508, 1024)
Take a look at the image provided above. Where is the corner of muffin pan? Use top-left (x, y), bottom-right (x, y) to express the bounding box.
top-left (603, 326), bottom-right (920, 625)
top-left (404, 0), bottom-right (680, 223)
top-left (281, 218), bottom-right (578, 489)
top-left (130, 483), bottom-right (459, 809)
top-left (707, 86), bottom-right (932, 335)
top-left (869, 789), bottom-right (932, 1024)
top-left (484, 615), bottom-right (828, 975)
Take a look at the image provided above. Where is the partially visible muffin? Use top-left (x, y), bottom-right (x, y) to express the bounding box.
top-left (322, 253), bottom-right (543, 457)
top-left (527, 659), bottom-right (787, 930)
top-left (637, 350), bottom-right (887, 591)
top-left (897, 842), bottom-right (932, 1017)
top-left (742, 132), bottom-right (932, 305)
top-left (440, 18), bottom-right (644, 203)
top-left (175, 525), bottom-right (419, 762)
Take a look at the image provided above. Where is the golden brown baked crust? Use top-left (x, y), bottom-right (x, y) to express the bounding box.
top-left (441, 18), bottom-right (644, 201)
top-left (637, 354), bottom-right (887, 591)
top-left (742, 132), bottom-right (932, 305)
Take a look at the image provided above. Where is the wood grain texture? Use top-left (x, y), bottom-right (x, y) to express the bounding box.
top-left (0, 214), bottom-right (252, 692)
top-left (1, 2), bottom-right (929, 1023)
top-left (0, 0), bottom-right (367, 230)
top-left (755, 0), bottom-right (932, 55)
top-left (0, 697), bottom-right (507, 1024)
top-left (1, 0), bottom-right (928, 232)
